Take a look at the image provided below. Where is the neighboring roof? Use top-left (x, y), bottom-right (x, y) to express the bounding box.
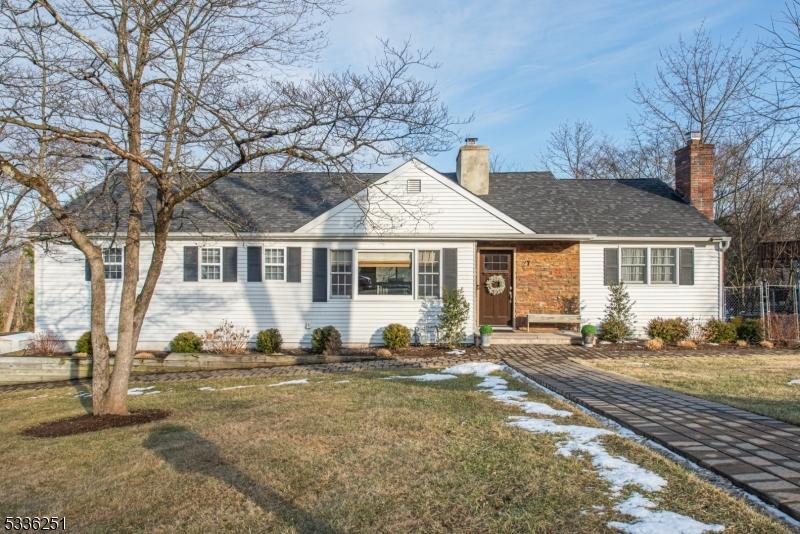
top-left (462, 172), bottom-right (727, 238)
top-left (33, 165), bottom-right (727, 238)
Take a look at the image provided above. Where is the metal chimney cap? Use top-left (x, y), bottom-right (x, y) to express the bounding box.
top-left (465, 137), bottom-right (478, 145)
top-left (687, 131), bottom-right (702, 142)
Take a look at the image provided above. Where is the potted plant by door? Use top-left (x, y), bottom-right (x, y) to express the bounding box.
top-left (581, 324), bottom-right (597, 347)
top-left (479, 325), bottom-right (493, 347)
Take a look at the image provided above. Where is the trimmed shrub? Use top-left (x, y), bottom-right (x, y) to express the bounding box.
top-left (646, 318), bottom-right (690, 344)
top-left (311, 325), bottom-right (342, 355)
top-left (580, 324), bottom-right (597, 336)
top-left (704, 319), bottom-right (737, 343)
top-left (479, 325), bottom-right (494, 335)
top-left (256, 328), bottom-right (283, 354)
top-left (736, 339), bottom-right (749, 348)
top-left (170, 331), bottom-right (203, 353)
top-left (600, 318), bottom-right (631, 343)
top-left (676, 339), bottom-right (697, 349)
top-left (383, 324), bottom-right (411, 350)
top-left (736, 318), bottom-right (763, 343)
top-left (75, 331), bottom-right (92, 355)
top-left (645, 337), bottom-right (665, 351)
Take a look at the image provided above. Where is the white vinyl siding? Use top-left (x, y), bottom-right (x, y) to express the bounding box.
top-left (299, 163), bottom-right (526, 235)
top-left (581, 242), bottom-right (721, 336)
top-left (35, 240), bottom-right (476, 350)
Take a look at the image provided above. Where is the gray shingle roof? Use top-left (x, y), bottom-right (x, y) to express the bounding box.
top-left (473, 172), bottom-right (727, 237)
top-left (33, 167), bottom-right (726, 238)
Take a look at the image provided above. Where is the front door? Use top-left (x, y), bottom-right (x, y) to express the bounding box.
top-left (479, 250), bottom-right (513, 327)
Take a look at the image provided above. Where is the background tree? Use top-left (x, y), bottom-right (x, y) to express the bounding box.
top-left (0, 0), bottom-right (456, 415)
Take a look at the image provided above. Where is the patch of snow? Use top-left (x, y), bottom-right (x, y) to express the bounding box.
top-left (128, 386), bottom-right (157, 396)
top-left (333, 380), bottom-right (351, 384)
top-left (507, 416), bottom-right (666, 494)
top-left (445, 349), bottom-right (466, 355)
top-left (383, 373), bottom-right (456, 382)
top-left (477, 375), bottom-right (508, 389)
top-left (198, 386), bottom-right (216, 391)
top-left (788, 379), bottom-right (800, 386)
top-left (442, 361), bottom-right (503, 377)
top-left (74, 391), bottom-right (92, 398)
top-left (25, 394), bottom-right (50, 400)
top-left (514, 401), bottom-right (573, 417)
top-left (608, 493), bottom-right (724, 534)
top-left (268, 378), bottom-right (309, 387)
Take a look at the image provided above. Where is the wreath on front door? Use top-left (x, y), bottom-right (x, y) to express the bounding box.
top-left (485, 274), bottom-right (506, 296)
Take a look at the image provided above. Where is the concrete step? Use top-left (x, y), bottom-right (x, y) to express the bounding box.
top-left (489, 332), bottom-right (580, 346)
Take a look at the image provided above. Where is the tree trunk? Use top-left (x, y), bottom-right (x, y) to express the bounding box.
top-left (2, 253), bottom-right (24, 332)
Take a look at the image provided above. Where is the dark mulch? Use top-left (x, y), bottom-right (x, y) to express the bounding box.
top-left (22, 409), bottom-right (171, 438)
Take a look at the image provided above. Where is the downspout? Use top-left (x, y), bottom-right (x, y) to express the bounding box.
top-left (715, 238), bottom-right (731, 319)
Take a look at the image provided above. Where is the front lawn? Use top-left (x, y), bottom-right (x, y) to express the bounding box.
top-left (579, 353), bottom-right (800, 425)
top-left (0, 367), bottom-right (787, 532)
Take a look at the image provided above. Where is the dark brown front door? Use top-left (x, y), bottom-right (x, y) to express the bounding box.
top-left (479, 250), bottom-right (513, 327)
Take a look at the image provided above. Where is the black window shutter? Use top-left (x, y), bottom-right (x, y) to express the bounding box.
top-left (183, 246), bottom-right (198, 282)
top-left (85, 258), bottom-right (91, 281)
top-left (603, 248), bottom-right (619, 286)
top-left (312, 248), bottom-right (327, 302)
top-left (247, 246), bottom-right (262, 282)
top-left (442, 248), bottom-right (458, 292)
top-left (679, 248), bottom-right (694, 285)
top-left (287, 247), bottom-right (301, 283)
top-left (223, 247), bottom-right (238, 282)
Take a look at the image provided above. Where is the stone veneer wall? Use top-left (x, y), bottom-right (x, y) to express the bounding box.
top-left (480, 241), bottom-right (580, 329)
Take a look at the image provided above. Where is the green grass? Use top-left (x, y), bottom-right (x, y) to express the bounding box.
top-left (579, 353), bottom-right (800, 425)
top-left (0, 370), bottom-right (788, 532)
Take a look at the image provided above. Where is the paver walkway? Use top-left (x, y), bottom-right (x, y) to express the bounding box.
top-left (495, 345), bottom-right (800, 521)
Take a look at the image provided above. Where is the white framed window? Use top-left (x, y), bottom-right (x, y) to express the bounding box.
top-left (620, 248), bottom-right (646, 284)
top-left (330, 250), bottom-right (353, 298)
top-left (200, 247), bottom-right (221, 281)
top-left (418, 250), bottom-right (440, 298)
top-left (103, 247), bottom-right (123, 280)
top-left (264, 248), bottom-right (285, 281)
top-left (357, 251), bottom-right (413, 296)
top-left (651, 248), bottom-right (677, 284)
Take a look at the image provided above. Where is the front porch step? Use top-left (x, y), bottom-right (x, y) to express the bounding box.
top-left (489, 331), bottom-right (581, 346)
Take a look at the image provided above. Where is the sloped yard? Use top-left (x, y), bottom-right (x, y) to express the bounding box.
top-left (579, 353), bottom-right (800, 426)
top-left (0, 366), bottom-right (788, 532)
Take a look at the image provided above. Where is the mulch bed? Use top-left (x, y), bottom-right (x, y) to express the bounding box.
top-left (22, 409), bottom-right (170, 438)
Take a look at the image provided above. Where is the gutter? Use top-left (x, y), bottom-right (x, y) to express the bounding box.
top-left (29, 231), bottom-right (731, 243)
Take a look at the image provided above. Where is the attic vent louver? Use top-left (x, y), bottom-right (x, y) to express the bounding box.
top-left (406, 179), bottom-right (421, 193)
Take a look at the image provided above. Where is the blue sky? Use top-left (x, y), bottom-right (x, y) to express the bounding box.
top-left (319, 0), bottom-right (785, 173)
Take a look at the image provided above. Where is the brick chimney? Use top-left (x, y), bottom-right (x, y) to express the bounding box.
top-left (674, 132), bottom-right (714, 219)
top-left (457, 137), bottom-right (489, 195)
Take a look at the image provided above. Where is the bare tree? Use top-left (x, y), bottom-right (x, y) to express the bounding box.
top-left (540, 120), bottom-right (597, 179)
top-left (632, 24), bottom-right (765, 144)
top-left (0, 0), bottom-right (456, 415)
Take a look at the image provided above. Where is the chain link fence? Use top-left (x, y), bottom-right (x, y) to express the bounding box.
top-left (724, 283), bottom-right (800, 342)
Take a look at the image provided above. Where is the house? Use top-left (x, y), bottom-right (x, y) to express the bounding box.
top-left (31, 134), bottom-right (729, 349)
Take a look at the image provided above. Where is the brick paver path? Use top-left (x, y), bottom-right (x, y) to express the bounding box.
top-left (495, 345), bottom-right (800, 520)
